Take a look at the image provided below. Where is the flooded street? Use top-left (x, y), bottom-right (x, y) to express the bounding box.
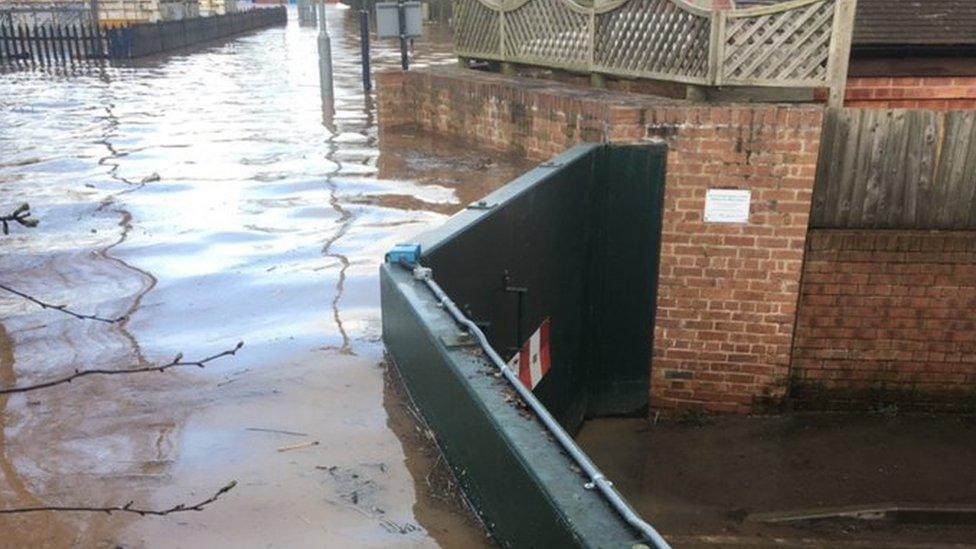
top-left (0, 8), bottom-right (530, 548)
top-left (579, 416), bottom-right (976, 547)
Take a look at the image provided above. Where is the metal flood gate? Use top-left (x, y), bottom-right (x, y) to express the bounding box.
top-left (380, 143), bottom-right (666, 547)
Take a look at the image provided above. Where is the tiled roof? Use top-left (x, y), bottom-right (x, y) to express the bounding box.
top-left (734, 0), bottom-right (976, 48)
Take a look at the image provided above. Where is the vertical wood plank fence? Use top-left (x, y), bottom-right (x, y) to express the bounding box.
top-left (812, 108), bottom-right (976, 230)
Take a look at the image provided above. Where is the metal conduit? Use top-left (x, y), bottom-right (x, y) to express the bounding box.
top-left (409, 264), bottom-right (671, 549)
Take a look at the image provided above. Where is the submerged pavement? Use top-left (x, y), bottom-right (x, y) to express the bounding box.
top-left (579, 415), bottom-right (976, 548)
top-left (0, 8), bottom-right (530, 547)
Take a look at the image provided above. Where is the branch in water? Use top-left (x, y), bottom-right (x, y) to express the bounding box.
top-left (0, 481), bottom-right (237, 516)
top-left (0, 342), bottom-right (244, 395)
top-left (0, 283), bottom-right (126, 323)
top-left (1, 203), bottom-right (38, 235)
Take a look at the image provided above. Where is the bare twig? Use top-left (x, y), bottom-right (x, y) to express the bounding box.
top-left (0, 481), bottom-right (237, 516)
top-left (0, 283), bottom-right (125, 323)
top-left (246, 427), bottom-right (308, 437)
top-left (425, 454), bottom-right (444, 488)
top-left (1, 203), bottom-right (38, 235)
top-left (277, 441), bottom-right (320, 453)
top-left (0, 342), bottom-right (244, 395)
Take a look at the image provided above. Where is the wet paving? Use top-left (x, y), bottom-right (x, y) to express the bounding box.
top-left (0, 7), bottom-right (531, 548)
top-left (578, 415), bottom-right (976, 548)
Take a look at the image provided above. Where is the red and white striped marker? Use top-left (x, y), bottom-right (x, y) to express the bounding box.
top-left (507, 318), bottom-right (551, 390)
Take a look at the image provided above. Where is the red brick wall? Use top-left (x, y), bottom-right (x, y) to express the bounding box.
top-left (845, 76), bottom-right (976, 110)
top-left (792, 230), bottom-right (976, 411)
top-left (377, 67), bottom-right (824, 413)
top-left (650, 108), bottom-right (822, 413)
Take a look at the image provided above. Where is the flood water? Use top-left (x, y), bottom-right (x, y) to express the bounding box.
top-left (0, 8), bottom-right (530, 548)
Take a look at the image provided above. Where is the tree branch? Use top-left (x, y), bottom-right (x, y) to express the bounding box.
top-left (0, 283), bottom-right (125, 323)
top-left (0, 342), bottom-right (244, 395)
top-left (1, 203), bottom-right (38, 235)
top-left (0, 481), bottom-right (237, 516)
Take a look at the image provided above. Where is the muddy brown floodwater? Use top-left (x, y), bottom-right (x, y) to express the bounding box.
top-left (0, 8), bottom-right (531, 548)
top-left (579, 415), bottom-right (976, 548)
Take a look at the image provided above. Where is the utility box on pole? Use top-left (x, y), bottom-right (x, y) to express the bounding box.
top-left (375, 1), bottom-right (422, 39)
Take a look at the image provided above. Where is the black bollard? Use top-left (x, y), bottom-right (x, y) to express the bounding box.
top-left (397, 0), bottom-right (408, 70)
top-left (359, 9), bottom-right (371, 91)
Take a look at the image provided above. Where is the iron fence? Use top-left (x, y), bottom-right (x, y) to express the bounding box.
top-left (0, 6), bottom-right (286, 65)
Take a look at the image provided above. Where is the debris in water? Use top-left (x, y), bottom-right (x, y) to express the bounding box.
top-left (1, 202), bottom-right (38, 234)
top-left (276, 440), bottom-right (320, 453)
top-left (247, 427), bottom-right (308, 437)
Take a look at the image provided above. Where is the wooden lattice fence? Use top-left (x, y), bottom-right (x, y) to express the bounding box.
top-left (453, 0), bottom-right (857, 104)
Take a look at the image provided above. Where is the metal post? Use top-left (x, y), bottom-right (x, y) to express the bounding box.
top-left (503, 271), bottom-right (527, 355)
top-left (317, 0), bottom-right (334, 113)
top-left (397, 0), bottom-right (408, 70)
top-left (359, 8), bottom-right (371, 91)
top-left (90, 0), bottom-right (99, 29)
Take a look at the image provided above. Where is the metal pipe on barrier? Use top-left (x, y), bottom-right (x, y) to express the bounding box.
top-left (404, 262), bottom-right (671, 549)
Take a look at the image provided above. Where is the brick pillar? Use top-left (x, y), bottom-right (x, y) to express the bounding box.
top-left (648, 106), bottom-right (824, 414)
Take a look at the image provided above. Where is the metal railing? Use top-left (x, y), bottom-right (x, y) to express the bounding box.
top-left (454, 0), bottom-right (857, 105)
top-left (0, 7), bottom-right (287, 65)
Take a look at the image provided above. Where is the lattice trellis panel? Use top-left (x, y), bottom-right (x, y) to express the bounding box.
top-left (452, 0), bottom-right (852, 94)
top-left (454, 0), bottom-right (502, 58)
top-left (503, 0), bottom-right (589, 70)
top-left (722, 0), bottom-right (835, 85)
top-left (594, 0), bottom-right (710, 83)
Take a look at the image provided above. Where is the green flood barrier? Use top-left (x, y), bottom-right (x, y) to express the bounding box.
top-left (380, 143), bottom-right (667, 547)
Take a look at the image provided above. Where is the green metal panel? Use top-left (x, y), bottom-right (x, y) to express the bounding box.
top-left (381, 265), bottom-right (643, 548)
top-left (381, 143), bottom-right (668, 547)
top-left (587, 145), bottom-right (667, 416)
top-left (421, 145), bottom-right (601, 430)
top-left (415, 143), bottom-right (666, 429)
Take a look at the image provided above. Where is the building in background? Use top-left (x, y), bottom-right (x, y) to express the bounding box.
top-left (199, 0), bottom-right (238, 16)
top-left (0, 0), bottom-right (275, 24)
top-left (845, 0), bottom-right (976, 109)
top-left (737, 0), bottom-right (976, 109)
top-left (0, 0), bottom-right (203, 24)
top-left (98, 0), bottom-right (200, 23)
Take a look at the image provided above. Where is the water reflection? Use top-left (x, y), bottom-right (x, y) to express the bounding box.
top-left (0, 7), bottom-right (531, 547)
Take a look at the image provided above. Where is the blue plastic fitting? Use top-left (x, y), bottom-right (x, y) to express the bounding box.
top-left (385, 243), bottom-right (422, 267)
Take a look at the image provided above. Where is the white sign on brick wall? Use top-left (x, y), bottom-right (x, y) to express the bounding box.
top-left (704, 189), bottom-right (751, 224)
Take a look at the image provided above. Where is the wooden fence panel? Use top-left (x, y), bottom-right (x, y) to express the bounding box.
top-left (813, 108), bottom-right (976, 230)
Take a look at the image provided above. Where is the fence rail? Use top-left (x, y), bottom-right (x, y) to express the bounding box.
top-left (812, 108), bottom-right (976, 230)
top-left (0, 6), bottom-right (286, 64)
top-left (454, 0), bottom-right (856, 103)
